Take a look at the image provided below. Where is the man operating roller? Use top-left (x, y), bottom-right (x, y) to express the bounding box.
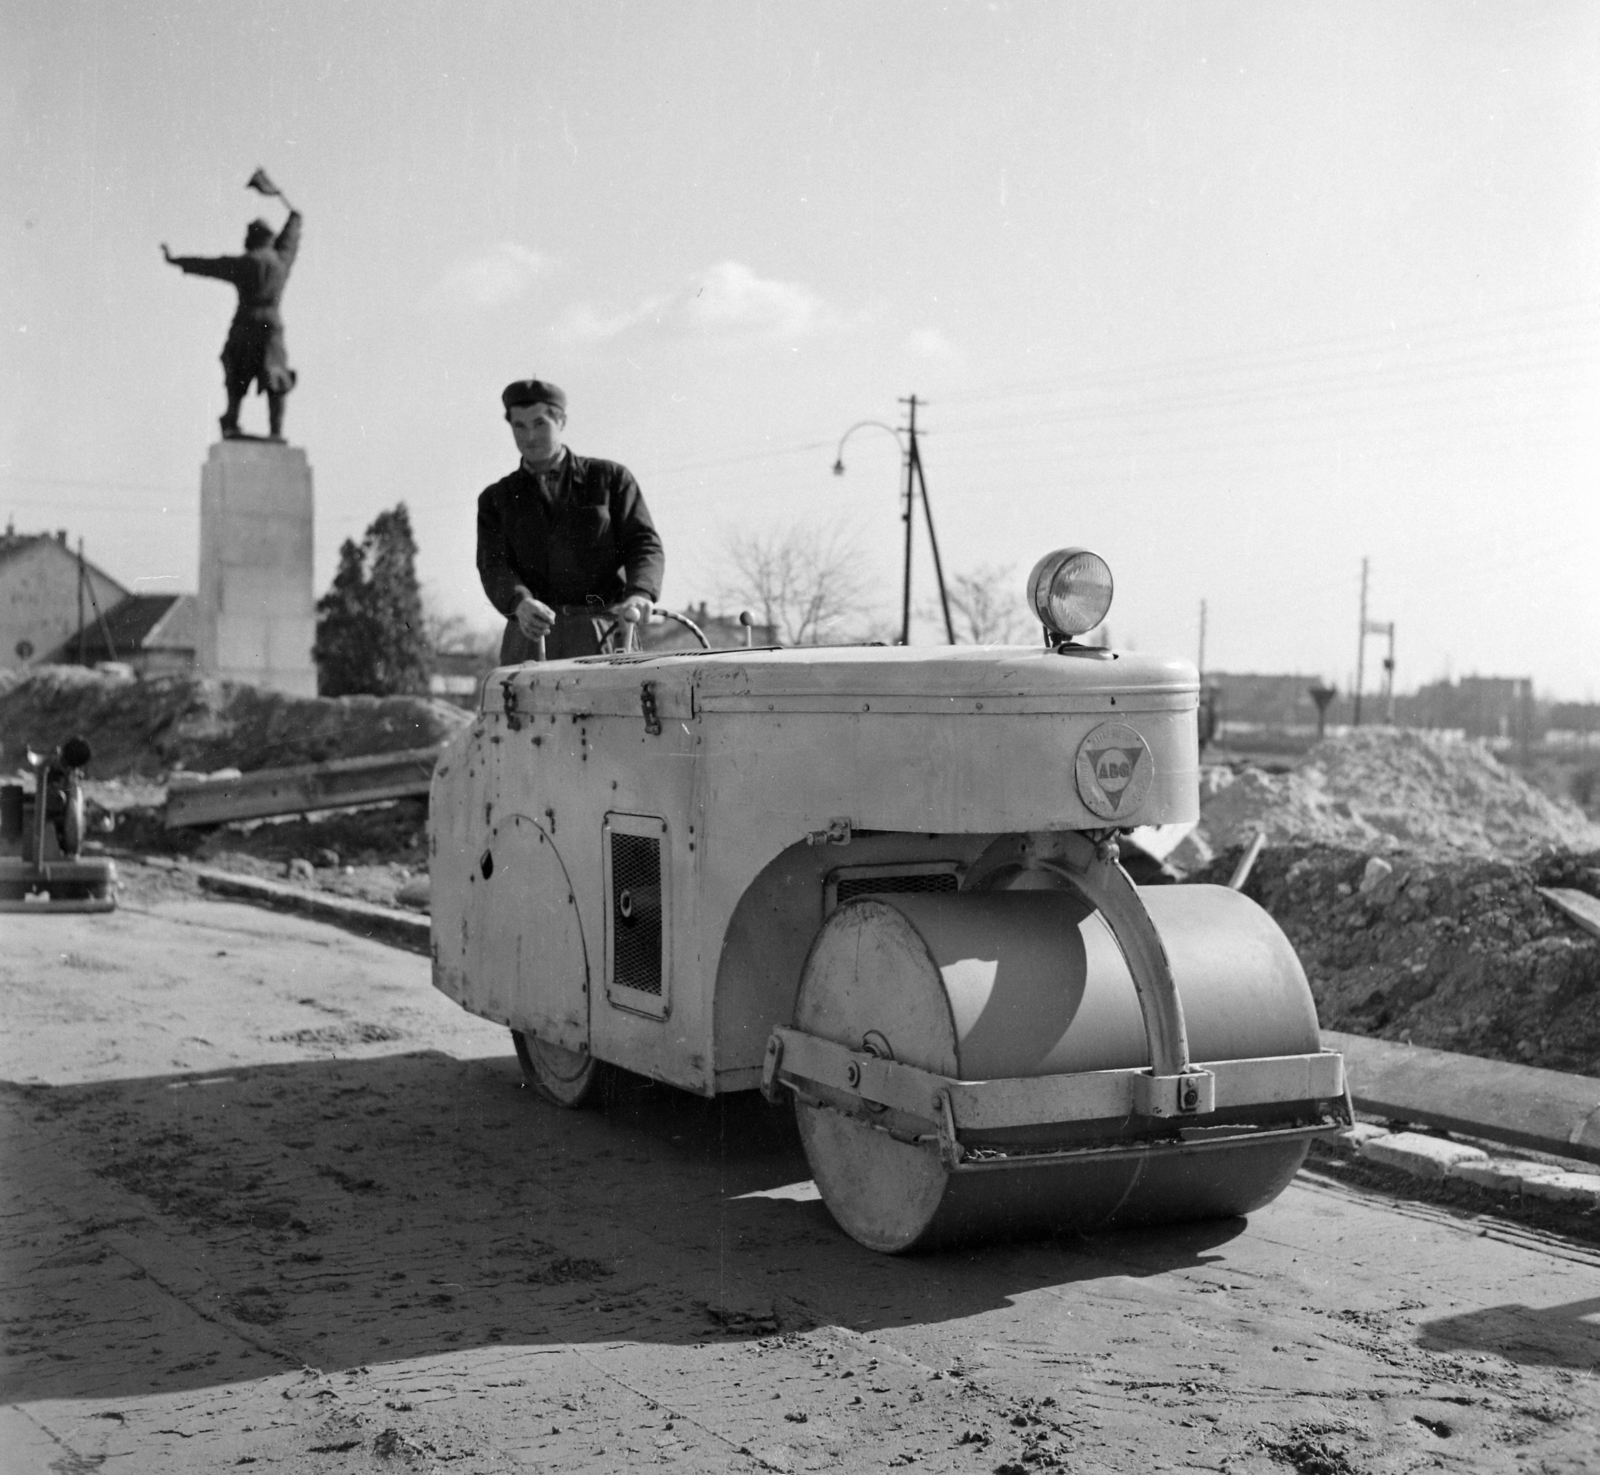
top-left (477, 379), bottom-right (665, 663)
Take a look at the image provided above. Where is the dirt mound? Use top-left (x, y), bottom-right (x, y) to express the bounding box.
top-left (1192, 842), bottom-right (1600, 1078)
top-left (0, 666), bottom-right (471, 780)
top-left (1174, 728), bottom-right (1600, 869)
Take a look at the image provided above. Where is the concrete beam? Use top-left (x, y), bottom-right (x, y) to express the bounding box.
top-left (1325, 1028), bottom-right (1600, 1166)
top-left (165, 745), bottom-right (441, 828)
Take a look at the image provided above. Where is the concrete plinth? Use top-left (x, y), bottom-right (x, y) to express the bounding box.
top-left (197, 440), bottom-right (316, 696)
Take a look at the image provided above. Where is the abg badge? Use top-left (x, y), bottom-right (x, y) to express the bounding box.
top-left (1074, 722), bottom-right (1154, 821)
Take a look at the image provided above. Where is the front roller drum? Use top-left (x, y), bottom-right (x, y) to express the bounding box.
top-left (789, 888), bottom-right (1332, 1253)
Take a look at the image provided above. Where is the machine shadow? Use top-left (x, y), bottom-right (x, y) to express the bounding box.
top-left (1415, 1296), bottom-right (1600, 1372)
top-left (3, 1048), bottom-right (1249, 1405)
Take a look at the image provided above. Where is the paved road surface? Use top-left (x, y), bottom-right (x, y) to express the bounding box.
top-left (3, 882), bottom-right (1598, 1473)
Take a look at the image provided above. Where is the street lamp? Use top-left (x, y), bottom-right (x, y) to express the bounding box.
top-left (831, 396), bottom-right (955, 646)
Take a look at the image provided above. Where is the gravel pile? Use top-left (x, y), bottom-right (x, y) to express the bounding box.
top-left (1173, 728), bottom-right (1600, 870)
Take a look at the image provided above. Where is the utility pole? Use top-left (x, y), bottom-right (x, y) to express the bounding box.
top-left (1353, 557), bottom-right (1395, 728)
top-left (76, 538), bottom-right (86, 666)
top-left (1382, 623), bottom-right (1397, 724)
top-left (1197, 599), bottom-right (1207, 679)
top-left (1353, 557), bottom-right (1367, 727)
top-left (76, 537), bottom-right (118, 665)
top-left (900, 394), bottom-right (955, 646)
top-left (832, 397), bottom-right (954, 647)
top-left (899, 399), bottom-right (916, 645)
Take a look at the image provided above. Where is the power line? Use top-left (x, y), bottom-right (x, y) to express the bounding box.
top-left (1, 473), bottom-right (194, 495)
top-left (940, 348), bottom-right (1598, 443)
top-left (938, 298), bottom-right (1600, 408)
top-left (647, 437), bottom-right (834, 480)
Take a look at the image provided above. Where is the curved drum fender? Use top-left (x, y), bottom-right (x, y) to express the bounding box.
top-left (436, 812), bottom-right (590, 1052)
top-left (768, 836), bottom-right (1347, 1252)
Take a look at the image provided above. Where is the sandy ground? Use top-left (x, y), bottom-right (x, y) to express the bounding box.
top-left (3, 871), bottom-right (1599, 1474)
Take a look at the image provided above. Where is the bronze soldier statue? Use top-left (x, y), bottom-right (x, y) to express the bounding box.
top-left (163, 170), bottom-right (302, 441)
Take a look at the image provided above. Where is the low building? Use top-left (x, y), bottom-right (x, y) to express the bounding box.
top-left (1402, 676), bottom-right (1537, 741)
top-left (1206, 671), bottom-right (1349, 730)
top-left (431, 646), bottom-right (497, 705)
top-left (0, 525), bottom-right (129, 671)
top-left (42, 593), bottom-right (198, 675)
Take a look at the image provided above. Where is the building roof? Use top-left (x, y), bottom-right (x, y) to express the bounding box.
top-left (0, 526), bottom-right (127, 592)
top-left (43, 593), bottom-right (196, 664)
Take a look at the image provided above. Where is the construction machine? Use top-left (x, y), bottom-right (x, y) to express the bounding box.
top-left (1, 737), bottom-right (118, 911)
top-left (430, 550), bottom-right (1348, 1252)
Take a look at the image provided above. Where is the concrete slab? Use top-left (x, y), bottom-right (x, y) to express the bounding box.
top-left (1359, 1129), bottom-right (1486, 1180)
top-left (1513, 1166), bottom-right (1600, 1207)
top-left (1326, 1029), bottom-right (1600, 1165)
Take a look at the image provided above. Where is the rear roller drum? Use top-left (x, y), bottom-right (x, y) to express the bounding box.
top-left (792, 887), bottom-right (1321, 1253)
top-left (512, 1029), bottom-right (613, 1108)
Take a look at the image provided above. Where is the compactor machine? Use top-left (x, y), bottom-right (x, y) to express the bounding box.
top-left (430, 550), bottom-right (1349, 1251)
top-left (1, 737), bottom-right (117, 912)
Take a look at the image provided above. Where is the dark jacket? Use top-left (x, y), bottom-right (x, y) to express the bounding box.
top-left (475, 451), bottom-right (665, 616)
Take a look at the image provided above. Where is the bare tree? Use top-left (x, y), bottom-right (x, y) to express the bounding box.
top-left (422, 593), bottom-right (497, 658)
top-left (945, 563), bottom-right (1034, 645)
top-left (718, 524), bottom-right (875, 646)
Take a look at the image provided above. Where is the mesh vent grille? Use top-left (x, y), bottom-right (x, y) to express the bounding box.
top-left (611, 831), bottom-right (663, 995)
top-left (835, 872), bottom-right (959, 906)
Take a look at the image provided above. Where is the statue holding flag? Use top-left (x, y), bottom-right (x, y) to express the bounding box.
top-left (162, 169), bottom-right (303, 441)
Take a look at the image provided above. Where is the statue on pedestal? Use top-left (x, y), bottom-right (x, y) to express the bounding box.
top-left (162, 169), bottom-right (302, 442)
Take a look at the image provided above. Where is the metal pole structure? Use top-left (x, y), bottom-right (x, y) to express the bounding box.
top-left (900, 396), bottom-right (917, 645)
top-left (1197, 599), bottom-right (1207, 679)
top-left (76, 538), bottom-right (86, 665)
top-left (1353, 556), bottom-right (1368, 727)
top-left (833, 407), bottom-right (948, 645)
top-left (83, 550), bottom-right (118, 663)
top-left (905, 402), bottom-right (956, 645)
top-left (833, 416), bottom-right (909, 638)
top-left (1383, 624), bottom-right (1396, 724)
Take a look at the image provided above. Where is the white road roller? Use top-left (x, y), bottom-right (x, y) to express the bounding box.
top-left (430, 550), bottom-right (1349, 1252)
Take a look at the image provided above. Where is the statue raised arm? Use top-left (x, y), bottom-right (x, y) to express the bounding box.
top-left (163, 169), bottom-right (302, 442)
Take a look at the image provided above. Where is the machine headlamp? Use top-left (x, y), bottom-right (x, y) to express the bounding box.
top-left (1027, 548), bottom-right (1114, 640)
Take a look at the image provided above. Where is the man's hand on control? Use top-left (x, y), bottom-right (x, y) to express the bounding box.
top-left (611, 594), bottom-right (652, 627)
top-left (514, 596), bottom-right (557, 639)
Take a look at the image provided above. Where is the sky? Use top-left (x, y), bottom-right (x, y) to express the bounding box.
top-left (4, 1), bottom-right (1597, 699)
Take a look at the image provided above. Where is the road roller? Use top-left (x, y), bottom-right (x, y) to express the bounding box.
top-left (429, 549), bottom-right (1349, 1252)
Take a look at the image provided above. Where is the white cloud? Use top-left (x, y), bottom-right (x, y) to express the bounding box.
top-left (423, 242), bottom-right (549, 310)
top-left (557, 261), bottom-right (835, 344)
top-left (905, 328), bottom-right (964, 366)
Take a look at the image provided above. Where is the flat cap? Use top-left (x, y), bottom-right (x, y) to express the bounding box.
top-left (501, 379), bottom-right (567, 414)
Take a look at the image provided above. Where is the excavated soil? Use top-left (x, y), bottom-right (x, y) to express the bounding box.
top-left (0, 665), bottom-right (469, 778)
top-left (1178, 730), bottom-right (1600, 1079)
top-left (1, 667), bottom-right (462, 910)
top-left (1193, 842), bottom-right (1600, 1078)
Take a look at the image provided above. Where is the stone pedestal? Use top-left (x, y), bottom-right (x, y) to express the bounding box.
top-left (196, 440), bottom-right (316, 696)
